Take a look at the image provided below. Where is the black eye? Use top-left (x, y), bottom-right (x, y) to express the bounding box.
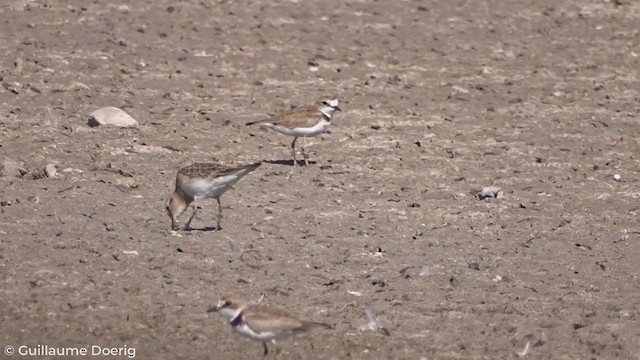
top-left (224, 301), bottom-right (232, 307)
top-left (322, 101), bottom-right (328, 106)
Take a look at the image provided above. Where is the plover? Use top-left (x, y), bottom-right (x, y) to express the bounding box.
top-left (215, 294), bottom-right (332, 357)
top-left (166, 162), bottom-right (261, 231)
top-left (246, 99), bottom-right (342, 166)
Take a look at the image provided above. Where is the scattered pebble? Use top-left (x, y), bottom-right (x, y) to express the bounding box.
top-left (14, 57), bottom-right (24, 74)
top-left (25, 168), bottom-right (47, 180)
top-left (361, 309), bottom-right (378, 331)
top-left (114, 177), bottom-right (138, 189)
top-left (418, 266), bottom-right (430, 276)
top-left (613, 174), bottom-right (621, 181)
top-left (127, 145), bottom-right (173, 154)
top-left (0, 161), bottom-right (27, 178)
top-left (87, 107), bottom-right (139, 128)
top-left (476, 186), bottom-right (503, 200)
top-left (451, 85), bottom-right (470, 94)
top-left (347, 290), bottom-right (362, 297)
top-left (62, 168), bottom-right (84, 173)
top-left (516, 341), bottom-right (530, 357)
top-left (44, 105), bottom-right (60, 126)
top-left (45, 164), bottom-right (62, 179)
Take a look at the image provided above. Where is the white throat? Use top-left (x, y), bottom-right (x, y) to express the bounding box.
top-left (320, 106), bottom-right (336, 120)
top-left (219, 307), bottom-right (241, 321)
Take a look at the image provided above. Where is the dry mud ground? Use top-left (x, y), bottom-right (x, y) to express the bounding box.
top-left (1, 0), bottom-right (639, 359)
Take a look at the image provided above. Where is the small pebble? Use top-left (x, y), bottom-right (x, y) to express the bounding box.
top-left (476, 186), bottom-right (503, 200)
top-left (45, 164), bottom-right (60, 179)
top-left (613, 174), bottom-right (621, 181)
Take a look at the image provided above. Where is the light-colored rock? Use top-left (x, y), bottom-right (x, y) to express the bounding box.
top-left (1, 161), bottom-right (26, 178)
top-left (114, 177), bottom-right (138, 188)
top-left (45, 164), bottom-right (62, 179)
top-left (62, 167), bottom-right (84, 173)
top-left (87, 107), bottom-right (138, 128)
top-left (476, 186), bottom-right (503, 200)
top-left (127, 145), bottom-right (173, 155)
top-left (45, 164), bottom-right (57, 177)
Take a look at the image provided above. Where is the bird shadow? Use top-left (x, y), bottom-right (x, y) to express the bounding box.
top-left (184, 226), bottom-right (218, 233)
top-left (264, 159), bottom-right (317, 167)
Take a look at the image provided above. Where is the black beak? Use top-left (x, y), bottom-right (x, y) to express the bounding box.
top-left (335, 106), bottom-right (342, 112)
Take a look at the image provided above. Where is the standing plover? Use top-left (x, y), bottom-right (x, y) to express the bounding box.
top-left (215, 294), bottom-right (332, 357)
top-left (166, 162), bottom-right (261, 231)
top-left (246, 99), bottom-right (342, 166)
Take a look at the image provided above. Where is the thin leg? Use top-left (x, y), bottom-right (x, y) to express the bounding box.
top-left (290, 137), bottom-right (298, 166)
top-left (301, 137), bottom-right (309, 166)
top-left (216, 197), bottom-right (223, 230)
top-left (262, 342), bottom-right (269, 358)
top-left (184, 205), bottom-right (198, 230)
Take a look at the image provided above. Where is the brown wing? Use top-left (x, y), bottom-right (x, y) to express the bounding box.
top-left (246, 105), bottom-right (322, 129)
top-left (178, 162), bottom-right (261, 179)
top-left (243, 305), bottom-right (331, 334)
top-left (299, 320), bottom-right (333, 330)
top-left (242, 307), bottom-right (307, 334)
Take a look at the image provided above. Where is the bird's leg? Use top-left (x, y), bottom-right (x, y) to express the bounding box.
top-left (301, 136), bottom-right (309, 166)
top-left (184, 204), bottom-right (198, 230)
top-left (216, 197), bottom-right (223, 231)
top-left (290, 137), bottom-right (298, 166)
top-left (262, 342), bottom-right (269, 358)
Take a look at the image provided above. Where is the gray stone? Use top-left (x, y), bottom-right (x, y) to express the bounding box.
top-left (88, 107), bottom-right (138, 128)
top-left (476, 186), bottom-right (503, 200)
top-left (1, 161), bottom-right (26, 178)
top-left (45, 164), bottom-right (62, 179)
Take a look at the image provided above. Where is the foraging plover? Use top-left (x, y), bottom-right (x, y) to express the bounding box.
top-left (246, 99), bottom-right (342, 166)
top-left (166, 162), bottom-right (261, 231)
top-left (215, 294), bottom-right (332, 357)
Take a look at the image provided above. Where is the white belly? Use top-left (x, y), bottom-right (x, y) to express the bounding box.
top-left (234, 324), bottom-right (292, 341)
top-left (266, 120), bottom-right (330, 138)
top-left (182, 174), bottom-right (241, 200)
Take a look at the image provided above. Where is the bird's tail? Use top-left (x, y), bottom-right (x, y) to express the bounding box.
top-left (235, 162), bottom-right (262, 173)
top-left (303, 320), bottom-right (333, 330)
top-left (244, 161), bottom-right (262, 170)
